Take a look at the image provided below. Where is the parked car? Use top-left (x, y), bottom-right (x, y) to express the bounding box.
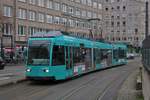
top-left (127, 53), bottom-right (135, 59)
top-left (0, 57), bottom-right (5, 70)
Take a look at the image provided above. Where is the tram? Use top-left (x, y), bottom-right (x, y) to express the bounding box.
top-left (142, 36), bottom-right (150, 72)
top-left (26, 31), bottom-right (127, 80)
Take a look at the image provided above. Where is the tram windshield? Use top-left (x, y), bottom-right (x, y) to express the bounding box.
top-left (27, 42), bottom-right (50, 66)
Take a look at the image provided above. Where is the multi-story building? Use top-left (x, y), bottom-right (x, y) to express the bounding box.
top-left (0, 0), bottom-right (103, 50)
top-left (102, 0), bottom-right (145, 47)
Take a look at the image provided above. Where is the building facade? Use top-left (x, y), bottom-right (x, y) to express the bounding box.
top-left (0, 0), bottom-right (103, 49)
top-left (102, 0), bottom-right (145, 47)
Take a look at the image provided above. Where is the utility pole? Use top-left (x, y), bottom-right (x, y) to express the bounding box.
top-left (145, 1), bottom-right (149, 38)
top-left (0, 1), bottom-right (4, 58)
top-left (12, 0), bottom-right (17, 59)
top-left (0, 14), bottom-right (3, 58)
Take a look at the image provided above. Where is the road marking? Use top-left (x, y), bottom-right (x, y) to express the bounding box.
top-left (0, 77), bottom-right (10, 81)
top-left (0, 73), bottom-right (13, 77)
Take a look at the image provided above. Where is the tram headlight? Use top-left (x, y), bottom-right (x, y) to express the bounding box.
top-left (26, 68), bottom-right (31, 72)
top-left (44, 69), bottom-right (49, 73)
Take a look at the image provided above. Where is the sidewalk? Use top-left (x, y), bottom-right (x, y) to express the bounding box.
top-left (117, 69), bottom-right (142, 100)
top-left (0, 64), bottom-right (26, 86)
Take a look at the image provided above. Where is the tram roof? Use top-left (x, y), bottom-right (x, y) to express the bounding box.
top-left (29, 31), bottom-right (112, 49)
top-left (112, 43), bottom-right (127, 49)
top-left (54, 35), bottom-right (112, 49)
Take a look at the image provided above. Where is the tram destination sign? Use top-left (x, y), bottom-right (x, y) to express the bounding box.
top-left (30, 40), bottom-right (51, 46)
top-left (31, 31), bottom-right (62, 38)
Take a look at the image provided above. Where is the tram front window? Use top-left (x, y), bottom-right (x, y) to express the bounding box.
top-left (27, 44), bottom-right (50, 66)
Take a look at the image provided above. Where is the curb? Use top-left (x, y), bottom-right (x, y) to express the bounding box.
top-left (0, 78), bottom-right (27, 87)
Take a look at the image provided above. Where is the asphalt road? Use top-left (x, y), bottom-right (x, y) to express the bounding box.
top-left (0, 59), bottom-right (139, 100)
top-left (0, 65), bottom-right (25, 85)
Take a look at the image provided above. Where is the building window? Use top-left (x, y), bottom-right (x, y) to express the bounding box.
top-left (93, 13), bottom-right (97, 18)
top-left (18, 25), bottom-right (26, 36)
top-left (68, 19), bottom-right (74, 27)
top-left (62, 4), bottom-right (67, 12)
top-left (123, 30), bottom-right (126, 34)
top-left (28, 27), bottom-right (36, 36)
top-left (46, 15), bottom-right (53, 23)
top-left (123, 6), bottom-right (126, 11)
top-left (38, 0), bottom-right (45, 7)
top-left (29, 11), bottom-right (36, 21)
top-left (117, 22), bottom-right (120, 26)
top-left (87, 11), bottom-right (92, 18)
top-left (111, 0), bottom-right (114, 3)
top-left (106, 21), bottom-right (109, 27)
top-left (93, 2), bottom-right (97, 8)
top-left (87, 0), bottom-right (92, 6)
top-left (111, 21), bottom-right (114, 27)
top-left (29, 0), bottom-right (36, 5)
top-left (117, 6), bottom-right (120, 10)
top-left (54, 2), bottom-right (60, 10)
top-left (81, 10), bottom-right (86, 17)
top-left (75, 20), bottom-right (80, 27)
top-left (3, 6), bottom-right (12, 17)
top-left (18, 0), bottom-right (26, 2)
top-left (123, 21), bottom-right (126, 26)
top-left (3, 23), bottom-right (12, 35)
top-left (81, 0), bottom-right (87, 5)
top-left (98, 14), bottom-right (102, 19)
top-left (47, 0), bottom-right (53, 9)
top-left (18, 8), bottom-right (27, 19)
top-left (38, 13), bottom-right (44, 22)
top-left (68, 6), bottom-right (74, 14)
top-left (117, 16), bottom-right (120, 19)
top-left (75, 0), bottom-right (81, 3)
top-left (98, 4), bottom-right (102, 9)
top-left (54, 16), bottom-right (60, 24)
top-left (105, 7), bottom-right (108, 11)
top-left (61, 18), bottom-right (67, 25)
top-left (76, 8), bottom-right (80, 16)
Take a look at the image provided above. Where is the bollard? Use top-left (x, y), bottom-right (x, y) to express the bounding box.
top-left (136, 67), bottom-right (142, 90)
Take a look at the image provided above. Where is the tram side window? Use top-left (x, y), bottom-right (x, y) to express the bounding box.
top-left (84, 48), bottom-right (92, 67)
top-left (113, 50), bottom-right (118, 59)
top-left (73, 47), bottom-right (86, 64)
top-left (52, 45), bottom-right (65, 66)
top-left (118, 49), bottom-right (126, 58)
top-left (101, 50), bottom-right (108, 60)
top-left (95, 49), bottom-right (101, 64)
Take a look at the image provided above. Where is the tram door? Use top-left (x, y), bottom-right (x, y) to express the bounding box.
top-left (66, 47), bottom-right (73, 69)
top-left (101, 50), bottom-right (112, 67)
top-left (106, 50), bottom-right (112, 67)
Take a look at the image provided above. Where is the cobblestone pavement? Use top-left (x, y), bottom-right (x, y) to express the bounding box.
top-left (117, 69), bottom-right (141, 100)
